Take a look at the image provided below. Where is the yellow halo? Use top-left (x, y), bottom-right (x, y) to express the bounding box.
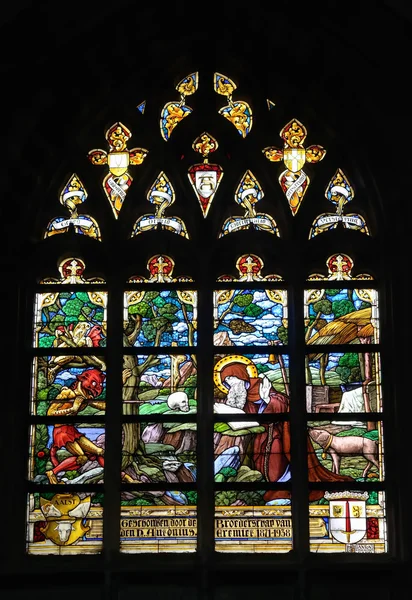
top-left (213, 354), bottom-right (258, 394)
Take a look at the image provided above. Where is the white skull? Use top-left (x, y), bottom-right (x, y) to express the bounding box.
top-left (162, 459), bottom-right (182, 472)
top-left (167, 391), bottom-right (190, 412)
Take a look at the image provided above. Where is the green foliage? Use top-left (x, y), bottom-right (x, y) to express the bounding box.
top-left (336, 357), bottom-right (362, 383)
top-left (332, 299), bottom-right (355, 318)
top-left (367, 491), bottom-right (378, 504)
top-left (313, 299), bottom-right (332, 314)
top-left (94, 309), bottom-right (104, 322)
top-left (39, 336), bottom-right (54, 348)
top-left (326, 289), bottom-right (341, 296)
top-left (359, 301), bottom-right (371, 310)
top-left (238, 490), bottom-right (265, 505)
top-left (186, 491), bottom-right (197, 504)
top-left (336, 427), bottom-right (364, 437)
top-left (142, 314), bottom-right (178, 342)
top-left (35, 424), bottom-right (49, 453)
top-left (341, 467), bottom-right (362, 478)
top-left (243, 303), bottom-right (264, 318)
top-left (159, 303), bottom-right (179, 316)
top-left (337, 427), bottom-right (378, 440)
top-left (48, 385), bottom-right (63, 400)
top-left (219, 467), bottom-right (237, 479)
top-left (129, 301), bottom-right (153, 318)
top-left (39, 492), bottom-right (55, 501)
top-left (157, 312), bottom-right (178, 323)
top-left (144, 291), bottom-right (160, 303)
top-left (62, 297), bottom-right (84, 318)
top-left (336, 365), bottom-right (351, 383)
top-left (36, 401), bottom-right (48, 416)
top-left (64, 471), bottom-right (79, 480)
top-left (152, 317), bottom-right (173, 330)
top-left (233, 293), bottom-right (253, 307)
top-left (38, 388), bottom-right (49, 401)
top-left (37, 371), bottom-right (47, 391)
top-left (75, 292), bottom-right (90, 303)
top-left (339, 353), bottom-right (360, 368)
top-left (92, 493), bottom-right (104, 506)
top-left (142, 322), bottom-right (156, 341)
top-left (277, 325), bottom-right (288, 344)
top-left (184, 375), bottom-right (197, 397)
top-left (214, 489), bottom-right (264, 506)
top-left (215, 490), bottom-right (236, 505)
top-left (80, 305), bottom-right (92, 319)
top-left (152, 295), bottom-right (166, 308)
top-left (34, 458), bottom-right (48, 476)
top-left (348, 367), bottom-right (361, 382)
top-left (48, 314), bottom-right (65, 334)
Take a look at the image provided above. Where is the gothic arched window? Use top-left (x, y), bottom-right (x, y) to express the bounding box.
top-left (24, 71), bottom-right (392, 563)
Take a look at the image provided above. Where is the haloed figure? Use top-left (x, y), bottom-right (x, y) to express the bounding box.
top-left (218, 361), bottom-right (353, 503)
top-left (220, 362), bottom-right (291, 494)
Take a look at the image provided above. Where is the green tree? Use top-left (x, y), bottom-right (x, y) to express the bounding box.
top-left (332, 298), bottom-right (356, 318)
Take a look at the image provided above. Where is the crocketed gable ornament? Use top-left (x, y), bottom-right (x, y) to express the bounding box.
top-left (309, 169), bottom-right (369, 238)
top-left (188, 132), bottom-right (223, 217)
top-left (217, 253), bottom-right (283, 282)
top-left (44, 174), bottom-right (101, 240)
top-left (128, 255), bottom-right (193, 283)
top-left (219, 170), bottom-right (279, 237)
top-left (131, 171), bottom-right (189, 238)
top-left (88, 122), bottom-right (148, 219)
top-left (307, 253), bottom-right (373, 281)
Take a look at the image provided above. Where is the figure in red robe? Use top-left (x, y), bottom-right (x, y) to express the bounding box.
top-left (218, 361), bottom-right (352, 502)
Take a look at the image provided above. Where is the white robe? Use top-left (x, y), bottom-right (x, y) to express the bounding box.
top-left (331, 386), bottom-right (366, 427)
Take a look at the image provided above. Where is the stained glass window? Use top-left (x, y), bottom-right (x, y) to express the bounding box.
top-left (27, 259), bottom-right (106, 554)
top-left (25, 71), bottom-right (393, 562)
top-left (305, 255), bottom-right (386, 553)
top-left (119, 258), bottom-right (197, 553)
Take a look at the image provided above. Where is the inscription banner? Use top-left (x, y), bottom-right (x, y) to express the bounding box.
top-left (215, 517), bottom-right (292, 539)
top-left (214, 505), bottom-right (294, 553)
top-left (120, 517), bottom-right (197, 539)
top-left (120, 505), bottom-right (197, 553)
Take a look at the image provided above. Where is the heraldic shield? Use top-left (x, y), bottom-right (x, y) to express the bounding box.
top-left (326, 491), bottom-right (368, 545)
top-left (188, 132), bottom-right (223, 217)
top-left (39, 493), bottom-right (92, 546)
